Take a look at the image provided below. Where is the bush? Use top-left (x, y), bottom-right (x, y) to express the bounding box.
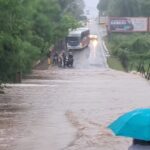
top-left (0, 0), bottom-right (81, 83)
top-left (108, 33), bottom-right (150, 70)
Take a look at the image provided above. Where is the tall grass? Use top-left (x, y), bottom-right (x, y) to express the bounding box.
top-left (107, 33), bottom-right (150, 71)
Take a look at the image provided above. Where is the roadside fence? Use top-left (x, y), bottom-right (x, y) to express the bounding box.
top-left (130, 61), bottom-right (150, 80)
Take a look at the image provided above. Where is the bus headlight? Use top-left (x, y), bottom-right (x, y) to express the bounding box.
top-left (80, 43), bottom-right (83, 48)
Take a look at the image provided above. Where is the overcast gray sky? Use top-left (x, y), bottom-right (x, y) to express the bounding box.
top-left (84, 0), bottom-right (99, 17)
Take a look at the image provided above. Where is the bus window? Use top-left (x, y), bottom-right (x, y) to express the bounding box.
top-left (67, 37), bottom-right (80, 42)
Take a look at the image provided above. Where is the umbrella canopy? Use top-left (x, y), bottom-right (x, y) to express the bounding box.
top-left (108, 108), bottom-right (150, 141)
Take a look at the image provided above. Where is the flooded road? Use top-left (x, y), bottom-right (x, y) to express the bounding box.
top-left (0, 21), bottom-right (150, 150)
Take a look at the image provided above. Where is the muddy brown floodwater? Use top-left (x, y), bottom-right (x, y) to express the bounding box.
top-left (0, 67), bottom-right (150, 150)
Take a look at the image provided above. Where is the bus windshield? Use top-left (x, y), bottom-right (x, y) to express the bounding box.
top-left (67, 36), bottom-right (80, 47)
top-left (67, 37), bottom-right (80, 42)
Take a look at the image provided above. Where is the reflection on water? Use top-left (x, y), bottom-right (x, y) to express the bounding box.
top-left (89, 39), bottom-right (103, 66)
top-left (92, 39), bottom-right (98, 48)
top-left (89, 43), bottom-right (96, 62)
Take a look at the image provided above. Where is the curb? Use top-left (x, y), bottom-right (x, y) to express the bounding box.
top-left (102, 41), bottom-right (110, 57)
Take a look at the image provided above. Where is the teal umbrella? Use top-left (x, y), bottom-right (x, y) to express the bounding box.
top-left (108, 108), bottom-right (150, 141)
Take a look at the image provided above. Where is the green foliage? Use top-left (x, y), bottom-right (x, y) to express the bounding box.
top-left (59, 0), bottom-right (85, 19)
top-left (137, 0), bottom-right (150, 16)
top-left (97, 0), bottom-right (109, 11)
top-left (107, 57), bottom-right (124, 71)
top-left (107, 33), bottom-right (150, 70)
top-left (97, 0), bottom-right (149, 17)
top-left (0, 0), bottom-right (84, 82)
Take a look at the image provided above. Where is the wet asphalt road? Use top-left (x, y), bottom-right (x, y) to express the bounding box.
top-left (73, 20), bottom-right (108, 69)
top-left (0, 21), bottom-right (150, 150)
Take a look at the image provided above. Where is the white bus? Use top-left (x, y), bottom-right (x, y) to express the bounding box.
top-left (66, 28), bottom-right (90, 50)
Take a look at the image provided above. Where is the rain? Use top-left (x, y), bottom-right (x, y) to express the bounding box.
top-left (0, 1), bottom-right (150, 150)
